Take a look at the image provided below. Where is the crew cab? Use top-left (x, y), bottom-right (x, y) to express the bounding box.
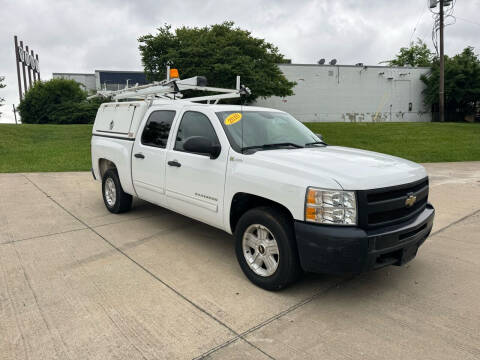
top-left (91, 99), bottom-right (435, 290)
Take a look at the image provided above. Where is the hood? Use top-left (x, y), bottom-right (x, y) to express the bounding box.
top-left (250, 146), bottom-right (427, 190)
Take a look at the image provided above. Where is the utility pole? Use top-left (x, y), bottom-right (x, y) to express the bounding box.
top-left (439, 0), bottom-right (445, 122)
top-left (12, 104), bottom-right (18, 124)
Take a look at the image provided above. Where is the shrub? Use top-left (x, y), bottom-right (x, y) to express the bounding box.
top-left (18, 78), bottom-right (103, 124)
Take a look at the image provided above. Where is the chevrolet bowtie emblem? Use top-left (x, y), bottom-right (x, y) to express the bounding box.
top-left (405, 193), bottom-right (417, 207)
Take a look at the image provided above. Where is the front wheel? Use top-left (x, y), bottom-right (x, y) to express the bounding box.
top-left (234, 206), bottom-right (301, 290)
top-left (102, 169), bottom-right (132, 213)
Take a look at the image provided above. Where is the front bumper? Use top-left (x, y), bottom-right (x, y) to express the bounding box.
top-left (294, 203), bottom-right (435, 274)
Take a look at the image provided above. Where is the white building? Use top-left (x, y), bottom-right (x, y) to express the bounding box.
top-left (254, 64), bottom-right (432, 122)
top-left (52, 72), bottom-right (96, 93)
top-left (54, 64), bottom-right (431, 123)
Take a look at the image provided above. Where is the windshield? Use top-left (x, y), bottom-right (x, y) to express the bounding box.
top-left (216, 110), bottom-right (323, 153)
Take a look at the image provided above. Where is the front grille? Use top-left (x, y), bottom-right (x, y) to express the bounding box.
top-left (357, 177), bottom-right (429, 229)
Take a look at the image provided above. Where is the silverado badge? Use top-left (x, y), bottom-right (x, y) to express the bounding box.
top-left (405, 193), bottom-right (417, 207)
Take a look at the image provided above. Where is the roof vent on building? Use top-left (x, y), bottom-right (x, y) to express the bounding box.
top-left (329, 59), bottom-right (337, 65)
top-left (355, 63), bottom-right (364, 67)
top-left (318, 58), bottom-right (325, 65)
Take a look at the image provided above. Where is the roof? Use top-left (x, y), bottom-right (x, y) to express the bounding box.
top-left (52, 72), bottom-right (95, 76)
top-left (94, 70), bottom-right (145, 74)
top-left (279, 63), bottom-right (431, 70)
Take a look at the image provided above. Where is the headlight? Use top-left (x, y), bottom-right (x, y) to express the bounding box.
top-left (305, 187), bottom-right (357, 225)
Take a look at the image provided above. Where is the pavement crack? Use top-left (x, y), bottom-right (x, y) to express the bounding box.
top-left (431, 208), bottom-right (480, 237)
top-left (193, 276), bottom-right (355, 359)
top-left (22, 175), bottom-right (276, 360)
top-left (0, 227), bottom-right (88, 246)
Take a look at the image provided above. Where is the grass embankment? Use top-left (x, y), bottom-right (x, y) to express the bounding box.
top-left (306, 122), bottom-right (480, 163)
top-left (0, 122), bottom-right (479, 173)
top-left (0, 124), bottom-right (93, 173)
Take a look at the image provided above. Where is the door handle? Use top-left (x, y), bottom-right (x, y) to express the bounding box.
top-left (134, 153), bottom-right (145, 159)
top-left (168, 160), bottom-right (181, 167)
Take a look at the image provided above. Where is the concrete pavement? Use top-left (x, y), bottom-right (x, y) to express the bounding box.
top-left (0, 162), bottom-right (479, 359)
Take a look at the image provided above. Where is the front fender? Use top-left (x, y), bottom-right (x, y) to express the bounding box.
top-left (223, 150), bottom-right (341, 233)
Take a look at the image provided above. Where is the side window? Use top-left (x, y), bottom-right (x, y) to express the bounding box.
top-left (174, 111), bottom-right (220, 152)
top-left (141, 110), bottom-right (176, 148)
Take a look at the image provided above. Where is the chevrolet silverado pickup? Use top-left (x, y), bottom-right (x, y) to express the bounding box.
top-left (91, 99), bottom-right (434, 290)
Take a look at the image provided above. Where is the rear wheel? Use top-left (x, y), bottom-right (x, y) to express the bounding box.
top-left (102, 169), bottom-right (132, 213)
top-left (234, 206), bottom-right (301, 290)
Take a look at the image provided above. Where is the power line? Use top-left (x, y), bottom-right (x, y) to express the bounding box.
top-left (409, 3), bottom-right (429, 44)
top-left (430, 0), bottom-right (456, 56)
top-left (455, 16), bottom-right (480, 27)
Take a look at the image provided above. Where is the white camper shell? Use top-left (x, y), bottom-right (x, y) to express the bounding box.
top-left (93, 102), bottom-right (149, 140)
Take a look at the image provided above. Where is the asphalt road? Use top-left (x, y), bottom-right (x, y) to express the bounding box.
top-left (1, 162), bottom-right (479, 359)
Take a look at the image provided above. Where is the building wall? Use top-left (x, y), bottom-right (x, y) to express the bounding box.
top-left (95, 70), bottom-right (147, 91)
top-left (254, 64), bottom-right (432, 122)
top-left (53, 70), bottom-right (148, 93)
top-left (52, 73), bottom-right (97, 93)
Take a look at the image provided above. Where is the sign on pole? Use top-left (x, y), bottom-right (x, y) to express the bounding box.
top-left (13, 35), bottom-right (41, 101)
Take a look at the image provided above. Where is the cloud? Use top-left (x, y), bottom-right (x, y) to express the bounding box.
top-left (1, 0), bottom-right (479, 123)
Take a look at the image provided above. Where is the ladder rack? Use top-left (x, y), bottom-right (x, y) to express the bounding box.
top-left (88, 66), bottom-right (250, 103)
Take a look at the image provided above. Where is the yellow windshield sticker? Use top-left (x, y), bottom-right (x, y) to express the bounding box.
top-left (224, 113), bottom-right (242, 125)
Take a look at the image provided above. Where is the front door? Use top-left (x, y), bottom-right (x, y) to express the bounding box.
top-left (132, 109), bottom-right (177, 206)
top-left (165, 109), bottom-right (228, 228)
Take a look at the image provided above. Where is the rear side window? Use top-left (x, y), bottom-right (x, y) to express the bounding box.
top-left (174, 111), bottom-right (219, 152)
top-left (141, 110), bottom-right (176, 148)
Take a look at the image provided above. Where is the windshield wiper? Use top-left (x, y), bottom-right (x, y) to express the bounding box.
top-left (241, 142), bottom-right (304, 153)
top-left (305, 141), bottom-right (327, 147)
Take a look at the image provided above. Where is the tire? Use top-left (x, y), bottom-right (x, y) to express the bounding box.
top-left (234, 206), bottom-right (301, 291)
top-left (102, 169), bottom-right (132, 214)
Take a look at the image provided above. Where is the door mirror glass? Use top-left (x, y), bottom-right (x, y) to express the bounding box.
top-left (183, 136), bottom-right (221, 159)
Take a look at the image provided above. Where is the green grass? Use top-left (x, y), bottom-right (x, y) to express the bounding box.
top-left (0, 122), bottom-right (479, 173)
top-left (0, 124), bottom-right (93, 173)
top-left (306, 122), bottom-right (480, 163)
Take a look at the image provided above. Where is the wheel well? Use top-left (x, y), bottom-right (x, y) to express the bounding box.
top-left (230, 193), bottom-right (294, 233)
top-left (98, 159), bottom-right (117, 179)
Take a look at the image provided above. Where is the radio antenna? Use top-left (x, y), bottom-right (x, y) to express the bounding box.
top-left (238, 82), bottom-right (251, 153)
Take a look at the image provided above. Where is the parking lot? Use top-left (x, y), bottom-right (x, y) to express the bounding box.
top-left (1, 161), bottom-right (479, 359)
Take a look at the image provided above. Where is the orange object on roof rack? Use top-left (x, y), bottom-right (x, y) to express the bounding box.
top-left (169, 68), bottom-right (179, 79)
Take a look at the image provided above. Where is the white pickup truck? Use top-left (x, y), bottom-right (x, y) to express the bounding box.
top-left (91, 98), bottom-right (434, 290)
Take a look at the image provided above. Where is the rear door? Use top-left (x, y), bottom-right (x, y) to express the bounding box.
top-left (165, 108), bottom-right (228, 228)
top-left (132, 107), bottom-right (178, 206)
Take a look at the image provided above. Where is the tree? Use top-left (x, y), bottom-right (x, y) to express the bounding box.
top-left (421, 47), bottom-right (480, 121)
top-left (0, 76), bottom-right (5, 117)
top-left (18, 78), bottom-right (103, 124)
top-left (384, 39), bottom-right (434, 67)
top-left (138, 22), bottom-right (295, 101)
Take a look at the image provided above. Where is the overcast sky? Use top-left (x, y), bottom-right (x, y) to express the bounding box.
top-left (1, 0), bottom-right (479, 123)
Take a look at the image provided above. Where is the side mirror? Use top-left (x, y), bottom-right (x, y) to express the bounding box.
top-left (183, 136), bottom-right (221, 159)
top-left (315, 133), bottom-right (324, 141)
